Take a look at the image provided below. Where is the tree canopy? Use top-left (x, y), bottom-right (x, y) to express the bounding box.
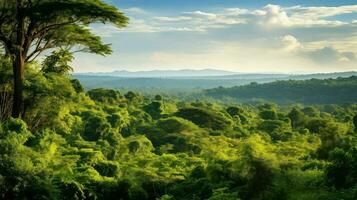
top-left (0, 0), bottom-right (128, 117)
top-left (0, 62), bottom-right (357, 199)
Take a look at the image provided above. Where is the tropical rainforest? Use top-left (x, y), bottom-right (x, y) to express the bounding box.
top-left (205, 77), bottom-right (357, 104)
top-left (1, 57), bottom-right (357, 199)
top-left (1, 1), bottom-right (357, 200)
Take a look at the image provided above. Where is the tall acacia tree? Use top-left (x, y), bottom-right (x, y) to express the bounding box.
top-left (0, 0), bottom-right (128, 118)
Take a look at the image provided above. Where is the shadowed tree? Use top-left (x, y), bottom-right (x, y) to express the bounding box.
top-left (0, 0), bottom-right (128, 118)
top-left (288, 108), bottom-right (306, 129)
top-left (41, 49), bottom-right (74, 75)
top-left (353, 115), bottom-right (357, 132)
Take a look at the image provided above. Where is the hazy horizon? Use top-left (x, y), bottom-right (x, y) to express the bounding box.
top-left (74, 68), bottom-right (357, 75)
top-left (72, 0), bottom-right (357, 73)
top-left (73, 68), bottom-right (357, 75)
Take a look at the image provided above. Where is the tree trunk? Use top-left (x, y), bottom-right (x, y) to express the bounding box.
top-left (12, 1), bottom-right (25, 118)
top-left (11, 52), bottom-right (24, 118)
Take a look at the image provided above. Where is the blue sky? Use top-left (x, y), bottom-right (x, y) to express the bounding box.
top-left (110, 0), bottom-right (356, 10)
top-left (73, 0), bottom-right (357, 73)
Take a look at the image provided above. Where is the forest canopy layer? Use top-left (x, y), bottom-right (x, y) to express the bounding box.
top-left (0, 59), bottom-right (357, 199)
top-left (205, 76), bottom-right (357, 104)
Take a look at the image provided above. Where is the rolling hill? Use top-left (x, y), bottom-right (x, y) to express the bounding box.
top-left (73, 71), bottom-right (357, 92)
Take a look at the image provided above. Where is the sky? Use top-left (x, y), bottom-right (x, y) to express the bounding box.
top-left (72, 0), bottom-right (357, 73)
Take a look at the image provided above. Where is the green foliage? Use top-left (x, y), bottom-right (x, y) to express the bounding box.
top-left (0, 119), bottom-right (56, 199)
top-left (175, 107), bottom-right (233, 130)
top-left (353, 115), bottom-right (357, 132)
top-left (260, 109), bottom-right (278, 120)
top-left (325, 148), bottom-right (357, 189)
top-left (226, 106), bottom-right (244, 117)
top-left (156, 117), bottom-right (198, 134)
top-left (154, 94), bottom-right (163, 101)
top-left (144, 101), bottom-right (163, 119)
top-left (0, 0), bottom-right (129, 118)
top-left (226, 106), bottom-right (249, 124)
top-left (0, 0), bottom-right (128, 58)
top-left (1, 67), bottom-right (357, 199)
top-left (257, 120), bottom-right (292, 141)
top-left (0, 56), bottom-right (12, 85)
top-left (206, 76), bottom-right (357, 104)
top-left (82, 114), bottom-right (111, 141)
top-left (22, 64), bottom-right (78, 130)
top-left (288, 108), bottom-right (306, 129)
top-left (42, 49), bottom-right (74, 75)
top-left (71, 79), bottom-right (85, 93)
top-left (87, 88), bottom-right (122, 104)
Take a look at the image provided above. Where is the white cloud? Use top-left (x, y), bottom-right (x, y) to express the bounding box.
top-left (225, 8), bottom-right (250, 16)
top-left (183, 11), bottom-right (217, 20)
top-left (154, 16), bottom-right (192, 22)
top-left (123, 18), bottom-right (159, 33)
top-left (123, 18), bottom-right (203, 33)
top-left (123, 7), bottom-right (147, 15)
top-left (147, 39), bottom-right (357, 73)
top-left (153, 10), bottom-right (247, 32)
top-left (125, 10), bottom-right (247, 33)
top-left (287, 5), bottom-right (357, 19)
top-left (114, 4), bottom-right (357, 33)
top-left (282, 35), bottom-right (302, 52)
top-left (90, 25), bottom-right (121, 37)
top-left (82, 5), bottom-right (357, 73)
top-left (280, 35), bottom-right (357, 65)
top-left (306, 46), bottom-right (357, 64)
top-left (259, 4), bottom-right (291, 26)
top-left (254, 4), bottom-right (350, 27)
top-left (91, 19), bottom-right (160, 36)
top-left (155, 4), bottom-right (357, 31)
top-left (182, 10), bottom-right (247, 25)
top-left (304, 35), bottom-right (357, 53)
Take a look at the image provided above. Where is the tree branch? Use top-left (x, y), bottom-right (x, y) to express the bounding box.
top-left (31, 20), bottom-right (79, 38)
top-left (0, 30), bottom-right (11, 53)
top-left (71, 48), bottom-right (88, 54)
top-left (26, 39), bottom-right (53, 62)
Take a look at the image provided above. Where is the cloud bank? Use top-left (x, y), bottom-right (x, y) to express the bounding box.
top-left (74, 4), bottom-right (357, 73)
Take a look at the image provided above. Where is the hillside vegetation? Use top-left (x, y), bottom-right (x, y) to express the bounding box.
top-left (74, 72), bottom-right (357, 92)
top-left (1, 1), bottom-right (357, 199)
top-left (1, 61), bottom-right (357, 199)
top-left (205, 76), bottom-right (357, 104)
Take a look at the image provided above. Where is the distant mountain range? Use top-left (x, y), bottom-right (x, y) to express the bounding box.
top-left (75, 69), bottom-right (238, 77)
top-left (73, 70), bottom-right (357, 92)
top-left (76, 69), bottom-right (357, 79)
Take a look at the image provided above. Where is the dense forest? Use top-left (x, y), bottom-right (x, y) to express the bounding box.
top-left (1, 59), bottom-right (357, 199)
top-left (1, 1), bottom-right (357, 200)
top-left (205, 77), bottom-right (357, 104)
